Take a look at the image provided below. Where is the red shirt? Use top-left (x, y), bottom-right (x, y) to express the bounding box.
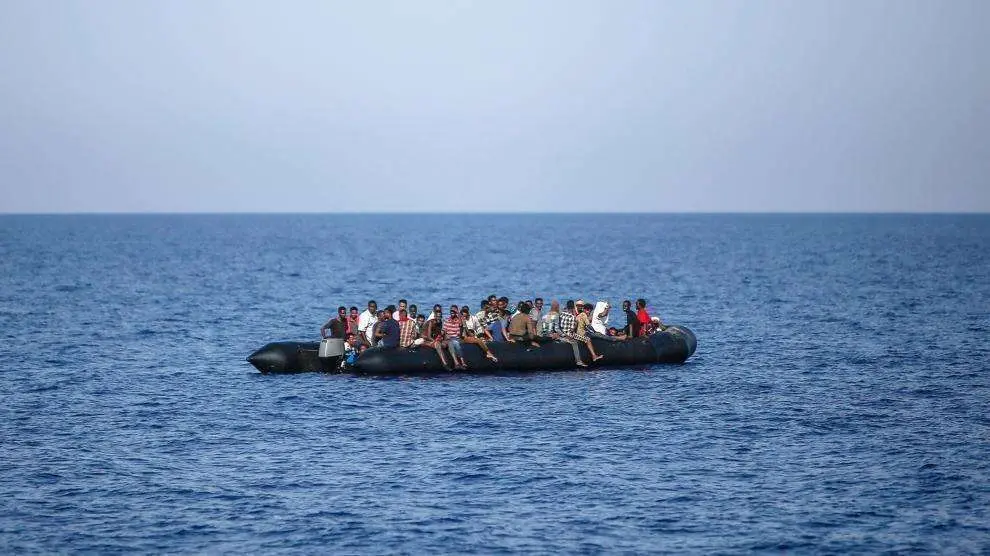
top-left (636, 308), bottom-right (650, 336)
top-left (442, 317), bottom-right (462, 339)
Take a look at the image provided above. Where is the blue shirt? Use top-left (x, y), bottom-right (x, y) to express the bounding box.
top-left (379, 319), bottom-right (401, 348)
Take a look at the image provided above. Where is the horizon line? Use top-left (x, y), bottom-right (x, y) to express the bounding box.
top-left (1, 210), bottom-right (989, 216)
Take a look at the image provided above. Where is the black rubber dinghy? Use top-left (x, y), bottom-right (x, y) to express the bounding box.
top-left (247, 325), bottom-right (696, 375)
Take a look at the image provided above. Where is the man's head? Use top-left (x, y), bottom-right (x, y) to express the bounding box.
top-left (622, 300), bottom-right (631, 311)
top-left (432, 304), bottom-right (442, 316)
top-left (498, 297), bottom-right (508, 310)
top-left (460, 307), bottom-right (471, 319)
top-left (398, 299), bottom-right (407, 311)
top-left (337, 306), bottom-right (346, 318)
top-left (345, 332), bottom-right (356, 343)
top-left (350, 306), bottom-right (359, 318)
top-left (550, 300), bottom-right (560, 313)
top-left (534, 298), bottom-right (543, 310)
top-left (377, 310), bottom-right (386, 318)
top-left (416, 314), bottom-right (426, 325)
top-left (409, 304), bottom-right (418, 317)
top-left (380, 309), bottom-right (391, 321)
top-left (385, 304), bottom-right (396, 315)
top-left (487, 294), bottom-right (497, 304)
top-left (636, 298), bottom-right (646, 309)
top-left (399, 308), bottom-right (408, 319)
top-left (449, 305), bottom-right (460, 319)
top-left (367, 300), bottom-right (377, 311)
top-left (565, 300), bottom-right (575, 312)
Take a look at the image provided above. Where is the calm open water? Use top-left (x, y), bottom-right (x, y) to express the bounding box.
top-left (1, 214), bottom-right (988, 553)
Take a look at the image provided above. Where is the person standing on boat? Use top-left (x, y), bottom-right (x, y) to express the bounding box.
top-left (347, 306), bottom-right (360, 336)
top-left (358, 300), bottom-right (378, 347)
top-left (321, 306), bottom-right (348, 339)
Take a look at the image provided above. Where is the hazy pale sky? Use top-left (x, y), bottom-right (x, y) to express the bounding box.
top-left (1, 0), bottom-right (988, 213)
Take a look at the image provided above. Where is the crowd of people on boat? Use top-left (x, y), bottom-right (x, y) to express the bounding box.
top-left (320, 295), bottom-right (664, 369)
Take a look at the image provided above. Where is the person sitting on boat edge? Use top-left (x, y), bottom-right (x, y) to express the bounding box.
top-left (374, 308), bottom-right (401, 348)
top-left (442, 305), bottom-right (468, 369)
top-left (508, 301), bottom-right (541, 347)
top-left (565, 299), bottom-right (604, 366)
top-left (591, 301), bottom-right (610, 335)
top-left (540, 300), bottom-right (562, 339)
top-left (574, 300), bottom-right (601, 351)
top-left (635, 298), bottom-right (651, 337)
top-left (558, 300), bottom-right (589, 367)
top-left (483, 301), bottom-right (506, 342)
top-left (321, 306), bottom-right (348, 339)
top-left (622, 299), bottom-right (640, 337)
top-left (460, 306), bottom-right (498, 362)
top-left (414, 311), bottom-right (453, 368)
top-left (425, 303), bottom-right (442, 322)
top-left (460, 304), bottom-right (483, 337)
top-left (530, 298), bottom-right (544, 322)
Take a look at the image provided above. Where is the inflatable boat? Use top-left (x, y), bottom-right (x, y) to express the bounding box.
top-left (246, 325), bottom-right (697, 375)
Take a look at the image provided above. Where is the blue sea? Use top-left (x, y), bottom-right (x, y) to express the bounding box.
top-left (1, 214), bottom-right (988, 553)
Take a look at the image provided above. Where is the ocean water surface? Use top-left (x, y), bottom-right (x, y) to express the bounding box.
top-left (1, 214), bottom-right (988, 552)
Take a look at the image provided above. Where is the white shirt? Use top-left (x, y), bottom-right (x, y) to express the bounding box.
top-left (358, 310), bottom-right (378, 343)
top-left (463, 315), bottom-right (482, 334)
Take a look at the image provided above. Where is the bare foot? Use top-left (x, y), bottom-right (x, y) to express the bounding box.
top-left (576, 361), bottom-right (588, 367)
top-left (486, 354), bottom-right (499, 362)
top-left (592, 354), bottom-right (604, 362)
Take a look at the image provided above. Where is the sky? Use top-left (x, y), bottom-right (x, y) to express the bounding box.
top-left (1, 0), bottom-right (988, 213)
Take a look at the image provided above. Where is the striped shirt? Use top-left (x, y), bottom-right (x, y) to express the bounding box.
top-left (442, 317), bottom-right (462, 339)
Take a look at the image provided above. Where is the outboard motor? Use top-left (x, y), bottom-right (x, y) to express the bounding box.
top-left (319, 338), bottom-right (345, 358)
